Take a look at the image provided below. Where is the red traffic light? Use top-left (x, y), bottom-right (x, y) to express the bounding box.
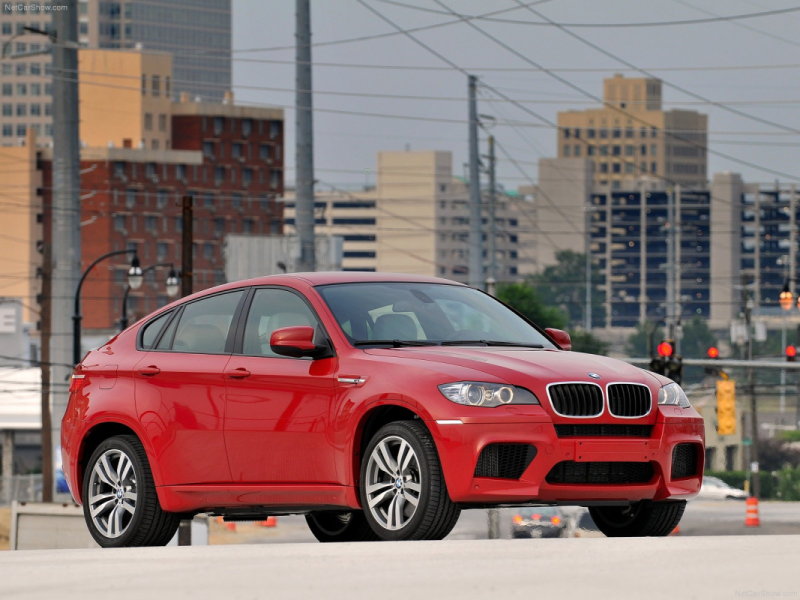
top-left (657, 342), bottom-right (674, 358)
top-left (708, 347), bottom-right (719, 359)
top-left (787, 346), bottom-right (797, 361)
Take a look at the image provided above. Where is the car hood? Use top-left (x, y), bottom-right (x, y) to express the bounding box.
top-left (363, 347), bottom-right (658, 388)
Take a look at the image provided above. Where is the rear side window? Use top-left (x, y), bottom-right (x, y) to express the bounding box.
top-left (166, 291), bottom-right (244, 354)
top-left (140, 311), bottom-right (173, 350)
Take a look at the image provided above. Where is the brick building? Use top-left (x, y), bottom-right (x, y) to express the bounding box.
top-left (39, 97), bottom-right (285, 332)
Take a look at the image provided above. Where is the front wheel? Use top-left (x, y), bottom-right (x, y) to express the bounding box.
top-left (82, 435), bottom-right (180, 548)
top-left (589, 500), bottom-right (686, 537)
top-left (305, 511), bottom-right (378, 542)
top-left (359, 420), bottom-right (460, 541)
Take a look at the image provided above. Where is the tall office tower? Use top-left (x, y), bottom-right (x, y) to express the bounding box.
top-left (557, 74), bottom-right (708, 190)
top-left (0, 0), bottom-right (231, 147)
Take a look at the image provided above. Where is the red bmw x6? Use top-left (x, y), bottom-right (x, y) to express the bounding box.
top-left (62, 273), bottom-right (704, 547)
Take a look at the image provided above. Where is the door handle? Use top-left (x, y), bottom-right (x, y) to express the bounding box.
top-left (226, 368), bottom-right (251, 379)
top-left (139, 366), bottom-right (161, 376)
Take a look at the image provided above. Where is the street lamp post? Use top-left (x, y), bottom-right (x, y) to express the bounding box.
top-left (120, 264), bottom-right (180, 330)
top-left (73, 250), bottom-right (141, 365)
top-left (780, 281), bottom-right (795, 416)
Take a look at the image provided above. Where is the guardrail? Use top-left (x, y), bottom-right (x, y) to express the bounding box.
top-left (0, 475), bottom-right (43, 506)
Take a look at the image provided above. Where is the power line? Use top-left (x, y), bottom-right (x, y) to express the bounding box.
top-left (373, 0), bottom-right (800, 28)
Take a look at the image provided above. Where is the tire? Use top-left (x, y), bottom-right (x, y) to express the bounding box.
top-left (589, 500), bottom-right (686, 538)
top-left (359, 420), bottom-right (460, 541)
top-left (305, 510), bottom-right (379, 542)
top-left (82, 434), bottom-right (180, 548)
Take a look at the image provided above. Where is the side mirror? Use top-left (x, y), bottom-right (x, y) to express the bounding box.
top-left (545, 328), bottom-right (572, 351)
top-left (270, 326), bottom-right (329, 358)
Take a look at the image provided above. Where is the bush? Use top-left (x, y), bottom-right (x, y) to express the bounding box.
top-left (705, 470), bottom-right (746, 490)
top-left (778, 430), bottom-right (800, 443)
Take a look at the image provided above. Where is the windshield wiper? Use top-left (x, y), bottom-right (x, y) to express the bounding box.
top-left (440, 340), bottom-right (544, 348)
top-left (353, 340), bottom-right (439, 348)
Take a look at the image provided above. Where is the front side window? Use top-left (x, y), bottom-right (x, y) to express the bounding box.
top-left (318, 283), bottom-right (555, 348)
top-left (241, 288), bottom-right (321, 357)
top-left (165, 291), bottom-right (245, 354)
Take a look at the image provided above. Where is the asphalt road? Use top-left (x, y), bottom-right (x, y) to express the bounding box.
top-left (2, 535), bottom-right (798, 600)
top-left (208, 501), bottom-right (800, 544)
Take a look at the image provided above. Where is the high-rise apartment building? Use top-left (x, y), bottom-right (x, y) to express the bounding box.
top-left (557, 74), bottom-right (708, 189)
top-left (0, 0), bottom-right (230, 147)
top-left (283, 150), bottom-right (533, 282)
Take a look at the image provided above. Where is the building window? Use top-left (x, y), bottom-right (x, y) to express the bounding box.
top-left (16, 62), bottom-right (26, 76)
top-left (574, 145), bottom-right (581, 157)
top-left (651, 162), bottom-right (657, 173)
top-left (156, 189), bottom-right (168, 209)
top-left (44, 103), bottom-right (52, 116)
top-left (141, 74), bottom-right (146, 95)
top-left (563, 145), bottom-right (570, 157)
top-left (242, 119), bottom-right (252, 137)
top-left (242, 168), bottom-right (253, 187)
top-left (165, 77), bottom-right (171, 98)
top-left (232, 142), bottom-right (243, 158)
top-left (214, 218), bottom-right (225, 235)
top-left (232, 193), bottom-right (243, 210)
top-left (15, 103), bottom-right (26, 116)
top-left (625, 128), bottom-right (633, 138)
top-left (270, 170), bottom-right (280, 190)
top-left (214, 117), bottom-right (223, 136)
top-left (214, 166), bottom-right (224, 184)
top-left (16, 83), bottom-right (26, 96)
top-left (651, 144), bottom-right (657, 156)
top-left (587, 128), bottom-right (595, 139)
top-left (564, 129), bottom-right (571, 139)
top-left (625, 145), bottom-right (634, 156)
top-left (599, 146), bottom-right (608, 156)
top-left (625, 162), bottom-right (635, 173)
top-left (612, 163), bottom-right (621, 173)
top-left (158, 114), bottom-right (167, 131)
top-left (587, 146), bottom-right (596, 156)
top-left (146, 163), bottom-right (156, 179)
top-left (270, 121), bottom-right (281, 139)
top-left (612, 145), bottom-right (621, 156)
top-left (640, 145), bottom-right (647, 156)
top-left (203, 243), bottom-right (214, 259)
top-left (599, 128), bottom-right (608, 139)
top-left (145, 216), bottom-right (157, 232)
top-left (15, 124), bottom-right (26, 136)
top-left (651, 128), bottom-right (658, 138)
top-left (612, 128), bottom-right (621, 138)
top-left (1, 124), bottom-right (11, 137)
top-left (230, 168), bottom-right (236, 184)
top-left (260, 144), bottom-right (270, 161)
top-left (599, 163), bottom-right (608, 173)
top-left (144, 113), bottom-right (153, 131)
top-left (151, 139), bottom-right (159, 150)
top-left (2, 104), bottom-right (11, 117)
top-left (157, 243), bottom-right (168, 260)
top-left (31, 83), bottom-right (41, 96)
top-left (114, 215), bottom-right (126, 231)
top-left (152, 75), bottom-right (160, 97)
top-left (640, 162), bottom-right (647, 173)
top-left (203, 141), bottom-right (214, 158)
top-left (30, 103), bottom-right (41, 116)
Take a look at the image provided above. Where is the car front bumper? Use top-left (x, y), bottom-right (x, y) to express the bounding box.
top-left (428, 408), bottom-right (704, 506)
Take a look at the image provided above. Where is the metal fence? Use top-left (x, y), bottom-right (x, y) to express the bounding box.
top-left (0, 475), bottom-right (42, 506)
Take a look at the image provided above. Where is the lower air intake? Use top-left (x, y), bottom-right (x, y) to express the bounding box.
top-left (474, 443), bottom-right (537, 479)
top-left (672, 443), bottom-right (698, 479)
top-left (545, 461), bottom-right (654, 485)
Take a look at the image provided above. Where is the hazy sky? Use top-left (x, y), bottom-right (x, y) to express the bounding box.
top-left (232, 0), bottom-right (800, 191)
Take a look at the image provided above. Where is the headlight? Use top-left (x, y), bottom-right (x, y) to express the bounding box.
top-left (438, 382), bottom-right (539, 407)
top-left (658, 382), bottom-right (691, 408)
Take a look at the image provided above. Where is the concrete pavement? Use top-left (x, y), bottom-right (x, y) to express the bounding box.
top-left (2, 535), bottom-right (798, 600)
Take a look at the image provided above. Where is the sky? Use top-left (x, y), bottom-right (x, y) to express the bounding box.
top-left (232, 0), bottom-right (800, 191)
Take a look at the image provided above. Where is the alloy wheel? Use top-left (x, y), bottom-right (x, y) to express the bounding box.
top-left (87, 449), bottom-right (138, 539)
top-left (365, 435), bottom-right (422, 531)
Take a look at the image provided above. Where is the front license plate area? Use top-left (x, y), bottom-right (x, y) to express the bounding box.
top-left (574, 440), bottom-right (650, 462)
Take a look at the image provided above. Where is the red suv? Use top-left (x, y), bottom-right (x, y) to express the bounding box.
top-left (62, 273), bottom-right (703, 547)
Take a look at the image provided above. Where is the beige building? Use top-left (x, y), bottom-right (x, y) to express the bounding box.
top-left (557, 74), bottom-right (708, 189)
top-left (284, 150), bottom-right (533, 282)
top-left (0, 130), bottom-right (43, 325)
top-left (79, 49), bottom-right (173, 150)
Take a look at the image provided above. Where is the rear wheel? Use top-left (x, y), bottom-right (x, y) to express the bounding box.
top-left (359, 420), bottom-right (460, 541)
top-left (305, 511), bottom-right (379, 542)
top-left (589, 500), bottom-right (686, 537)
top-left (83, 435), bottom-right (180, 548)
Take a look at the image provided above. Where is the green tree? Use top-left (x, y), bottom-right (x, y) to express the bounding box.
top-left (497, 283), bottom-right (566, 330)
top-left (680, 316), bottom-right (718, 358)
top-left (568, 330), bottom-right (610, 356)
top-left (626, 322), bottom-right (663, 357)
top-left (528, 250), bottom-right (605, 328)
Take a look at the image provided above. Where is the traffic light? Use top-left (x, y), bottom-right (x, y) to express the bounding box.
top-left (649, 339), bottom-right (682, 384)
top-left (708, 347), bottom-right (719, 359)
top-left (787, 346), bottom-right (797, 363)
top-left (716, 380), bottom-right (737, 435)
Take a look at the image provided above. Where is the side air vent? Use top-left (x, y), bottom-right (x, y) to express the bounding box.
top-left (474, 444), bottom-right (537, 479)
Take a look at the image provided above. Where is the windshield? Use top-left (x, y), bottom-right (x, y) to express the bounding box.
top-left (317, 282), bottom-right (556, 348)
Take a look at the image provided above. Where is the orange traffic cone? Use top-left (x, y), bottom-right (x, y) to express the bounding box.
top-left (745, 497), bottom-right (760, 527)
top-left (670, 524), bottom-right (680, 535)
top-left (257, 516), bottom-right (278, 527)
top-left (216, 516), bottom-right (236, 531)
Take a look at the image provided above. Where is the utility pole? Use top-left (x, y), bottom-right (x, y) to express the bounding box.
top-left (486, 135), bottom-right (497, 284)
top-left (666, 187), bottom-right (676, 340)
top-left (40, 242), bottom-right (53, 503)
top-left (742, 274), bottom-right (761, 498)
top-left (295, 0), bottom-right (316, 273)
top-left (468, 75), bottom-right (482, 289)
top-left (586, 202), bottom-right (595, 332)
top-left (50, 0), bottom-right (80, 499)
top-left (181, 195), bottom-right (194, 298)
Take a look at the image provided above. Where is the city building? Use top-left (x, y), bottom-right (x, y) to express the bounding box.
top-left (0, 0), bottom-right (231, 147)
top-left (557, 74), bottom-right (708, 189)
top-left (282, 150), bottom-right (533, 282)
top-left (0, 48), bottom-right (284, 334)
